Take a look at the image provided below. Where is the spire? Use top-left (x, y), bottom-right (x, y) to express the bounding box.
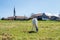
top-left (13, 6), bottom-right (16, 20)
top-left (14, 7), bottom-right (16, 17)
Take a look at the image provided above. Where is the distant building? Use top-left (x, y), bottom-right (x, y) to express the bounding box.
top-left (42, 13), bottom-right (49, 20)
top-left (30, 13), bottom-right (49, 20)
top-left (6, 16), bottom-right (28, 20)
top-left (49, 16), bottom-right (59, 20)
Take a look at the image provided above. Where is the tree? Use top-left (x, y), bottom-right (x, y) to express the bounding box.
top-left (1, 17), bottom-right (5, 20)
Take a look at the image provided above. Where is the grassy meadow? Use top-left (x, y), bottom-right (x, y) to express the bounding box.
top-left (0, 20), bottom-right (60, 40)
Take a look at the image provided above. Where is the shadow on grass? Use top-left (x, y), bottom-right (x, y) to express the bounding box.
top-left (23, 30), bottom-right (37, 33)
top-left (28, 31), bottom-right (37, 33)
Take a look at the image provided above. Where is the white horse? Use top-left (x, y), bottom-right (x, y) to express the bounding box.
top-left (32, 18), bottom-right (38, 32)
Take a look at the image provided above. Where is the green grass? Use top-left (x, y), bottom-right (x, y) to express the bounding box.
top-left (0, 20), bottom-right (60, 40)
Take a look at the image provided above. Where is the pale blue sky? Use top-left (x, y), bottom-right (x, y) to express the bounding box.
top-left (0, 0), bottom-right (60, 18)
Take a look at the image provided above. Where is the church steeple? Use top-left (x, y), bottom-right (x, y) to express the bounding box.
top-left (14, 7), bottom-right (15, 17)
top-left (13, 6), bottom-right (16, 20)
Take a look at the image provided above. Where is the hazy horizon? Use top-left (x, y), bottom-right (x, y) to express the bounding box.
top-left (0, 0), bottom-right (60, 18)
